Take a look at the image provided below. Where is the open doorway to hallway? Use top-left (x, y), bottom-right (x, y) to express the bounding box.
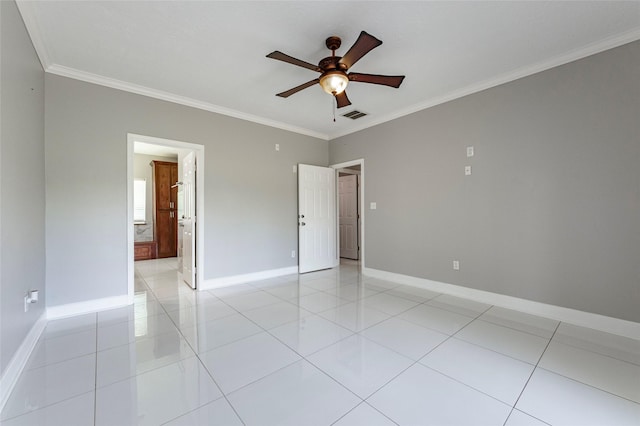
top-left (133, 148), bottom-right (179, 261)
top-left (332, 159), bottom-right (365, 270)
top-left (127, 134), bottom-right (205, 302)
top-left (338, 166), bottom-right (360, 263)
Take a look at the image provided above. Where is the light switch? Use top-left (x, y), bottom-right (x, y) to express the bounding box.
top-left (370, 202), bottom-right (377, 210)
top-left (293, 165), bottom-right (297, 173)
top-left (466, 146), bottom-right (474, 157)
top-left (275, 144), bottom-right (280, 151)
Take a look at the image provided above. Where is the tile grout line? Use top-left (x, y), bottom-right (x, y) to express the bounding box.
top-left (0, 392), bottom-right (96, 423)
top-left (340, 300), bottom-right (524, 411)
top-left (359, 302), bottom-right (492, 408)
top-left (282, 299), bottom-right (466, 419)
top-left (92, 330), bottom-right (198, 390)
top-left (395, 301), bottom-right (561, 368)
top-left (211, 290), bottom-right (370, 420)
top-left (534, 365), bottom-right (640, 405)
top-left (549, 338), bottom-right (640, 368)
top-left (160, 290), bottom-right (248, 426)
top-left (3, 312), bottom-right (103, 422)
top-left (322, 278), bottom-right (569, 344)
top-left (501, 321), bottom-right (561, 426)
top-left (155, 263), bottom-right (246, 423)
top-left (222, 274), bottom-right (501, 416)
top-left (130, 266), bottom-right (230, 424)
top-left (356, 305), bottom-right (559, 420)
top-left (328, 400), bottom-right (400, 426)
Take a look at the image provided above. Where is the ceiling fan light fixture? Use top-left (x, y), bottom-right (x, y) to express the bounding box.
top-left (319, 70), bottom-right (348, 95)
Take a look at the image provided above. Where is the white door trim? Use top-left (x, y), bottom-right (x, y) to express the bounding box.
top-left (127, 133), bottom-right (206, 303)
top-left (337, 168), bottom-right (360, 176)
top-left (331, 159), bottom-right (365, 269)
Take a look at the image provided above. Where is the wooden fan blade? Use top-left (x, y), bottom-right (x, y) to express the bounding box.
top-left (266, 51), bottom-right (321, 72)
top-left (335, 91), bottom-right (351, 108)
top-left (348, 73), bottom-right (405, 88)
top-left (339, 31), bottom-right (382, 70)
top-left (276, 79), bottom-right (320, 98)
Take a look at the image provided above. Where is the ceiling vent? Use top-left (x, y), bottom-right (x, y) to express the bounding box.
top-left (342, 110), bottom-right (368, 120)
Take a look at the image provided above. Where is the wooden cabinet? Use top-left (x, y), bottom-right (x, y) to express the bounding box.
top-left (134, 241), bottom-right (157, 261)
top-left (153, 161), bottom-right (178, 258)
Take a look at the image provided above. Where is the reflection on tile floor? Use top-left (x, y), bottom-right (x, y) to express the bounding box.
top-left (2, 257), bottom-right (639, 425)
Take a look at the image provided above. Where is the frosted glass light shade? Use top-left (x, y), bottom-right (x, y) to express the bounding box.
top-left (319, 71), bottom-right (348, 95)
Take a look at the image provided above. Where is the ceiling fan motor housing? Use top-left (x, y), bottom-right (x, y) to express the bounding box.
top-left (319, 56), bottom-right (346, 72)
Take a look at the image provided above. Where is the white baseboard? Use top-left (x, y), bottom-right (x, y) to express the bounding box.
top-left (201, 266), bottom-right (298, 290)
top-left (0, 312), bottom-right (47, 411)
top-left (363, 267), bottom-right (640, 340)
top-left (47, 295), bottom-right (130, 320)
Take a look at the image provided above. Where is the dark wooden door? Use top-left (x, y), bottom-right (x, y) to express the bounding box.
top-left (153, 161), bottom-right (178, 258)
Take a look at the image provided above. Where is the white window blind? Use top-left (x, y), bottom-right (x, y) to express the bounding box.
top-left (133, 179), bottom-right (146, 223)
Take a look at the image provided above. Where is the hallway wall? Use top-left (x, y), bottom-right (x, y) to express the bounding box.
top-left (0, 0), bottom-right (46, 376)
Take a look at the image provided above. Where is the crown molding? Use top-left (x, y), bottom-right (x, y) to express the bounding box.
top-left (15, 0), bottom-right (640, 142)
top-left (15, 0), bottom-right (51, 70)
top-left (328, 27), bottom-right (640, 140)
top-left (45, 64), bottom-right (329, 141)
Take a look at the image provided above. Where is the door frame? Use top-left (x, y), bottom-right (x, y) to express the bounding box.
top-left (331, 159), bottom-right (365, 269)
top-left (127, 133), bottom-right (205, 303)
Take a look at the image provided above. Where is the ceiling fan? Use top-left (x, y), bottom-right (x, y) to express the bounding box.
top-left (266, 31), bottom-right (405, 108)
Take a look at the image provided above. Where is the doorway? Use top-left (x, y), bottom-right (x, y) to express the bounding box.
top-left (332, 159), bottom-right (365, 269)
top-left (338, 167), bottom-right (360, 261)
top-left (127, 134), bottom-right (205, 302)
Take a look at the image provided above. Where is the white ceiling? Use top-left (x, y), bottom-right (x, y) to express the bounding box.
top-left (17, 1), bottom-right (640, 140)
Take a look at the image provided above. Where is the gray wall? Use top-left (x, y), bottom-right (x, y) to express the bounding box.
top-left (0, 0), bottom-right (46, 375)
top-left (45, 74), bottom-right (327, 307)
top-left (330, 41), bottom-right (640, 322)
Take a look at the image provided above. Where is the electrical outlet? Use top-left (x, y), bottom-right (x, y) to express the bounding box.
top-left (291, 250), bottom-right (296, 258)
top-left (24, 290), bottom-right (39, 312)
top-left (275, 144), bottom-right (280, 151)
top-left (370, 202), bottom-right (377, 210)
top-left (453, 260), bottom-right (460, 270)
top-left (465, 166), bottom-right (472, 176)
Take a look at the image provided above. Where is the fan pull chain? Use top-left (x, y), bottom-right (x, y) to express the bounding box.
top-left (333, 98), bottom-right (336, 122)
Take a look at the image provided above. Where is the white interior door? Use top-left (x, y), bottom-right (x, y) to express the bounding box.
top-left (339, 174), bottom-right (358, 260)
top-left (182, 152), bottom-right (196, 288)
top-left (298, 164), bottom-right (337, 273)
